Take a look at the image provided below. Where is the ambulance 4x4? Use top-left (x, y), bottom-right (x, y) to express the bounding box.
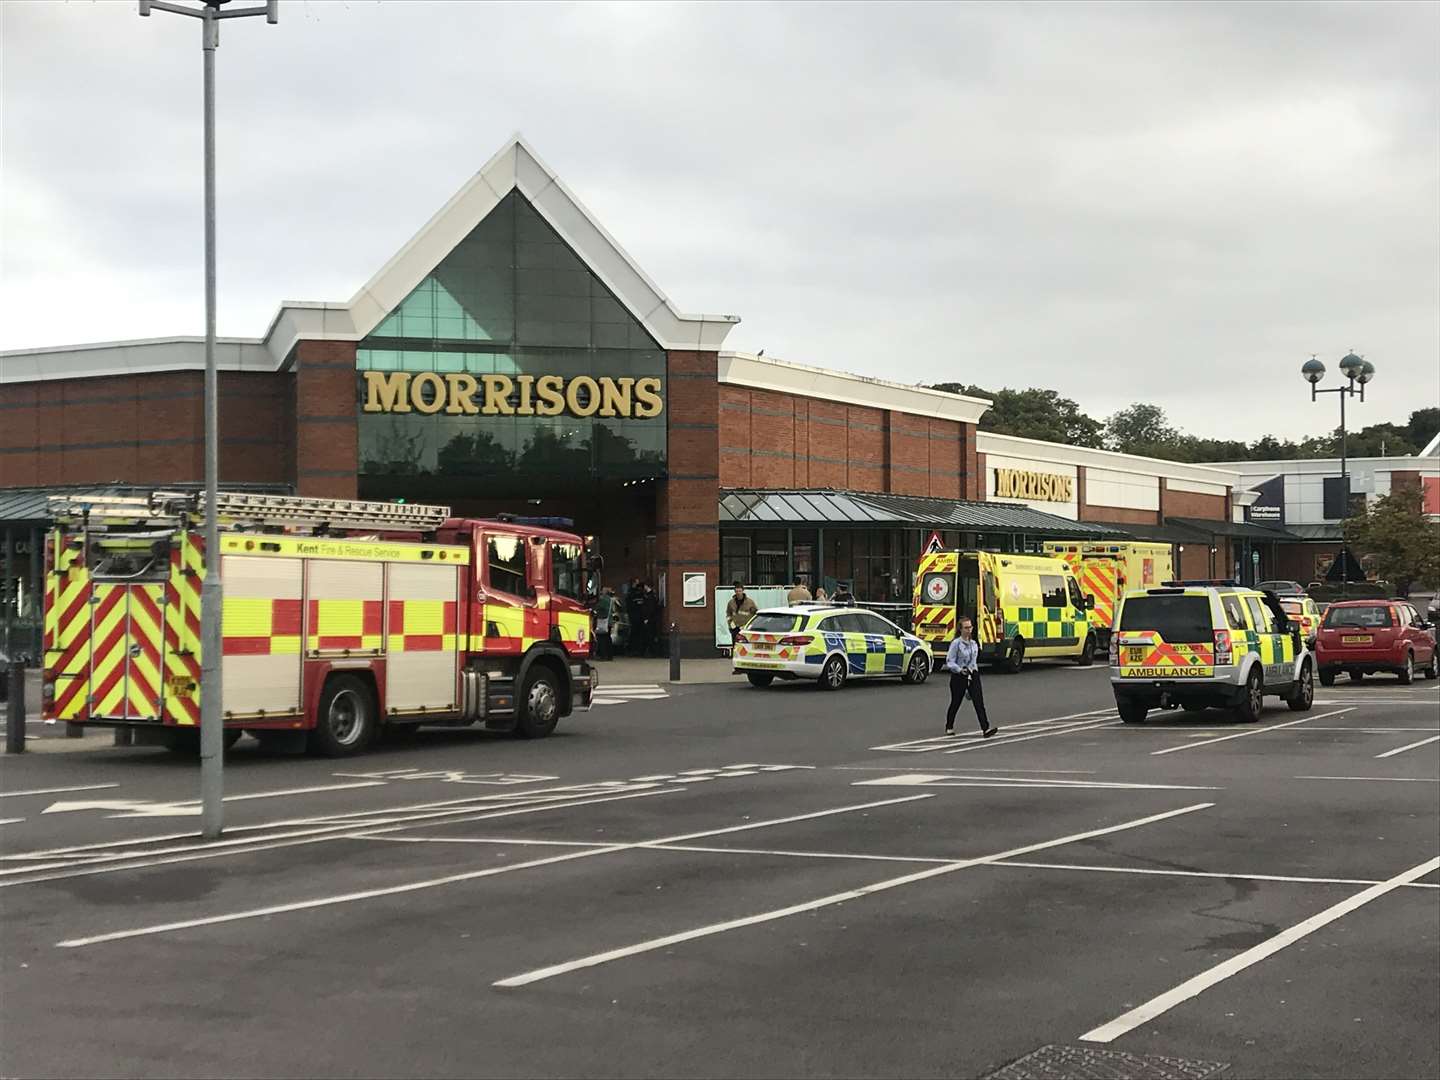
top-left (1110, 581), bottom-right (1314, 724)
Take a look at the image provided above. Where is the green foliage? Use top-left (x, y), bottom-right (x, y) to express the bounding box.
top-left (1342, 483), bottom-right (1440, 593)
top-left (929, 383), bottom-right (1105, 448)
top-left (926, 384), bottom-right (1437, 464)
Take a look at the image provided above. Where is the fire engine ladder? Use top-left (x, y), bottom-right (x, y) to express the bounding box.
top-left (50, 492), bottom-right (452, 533)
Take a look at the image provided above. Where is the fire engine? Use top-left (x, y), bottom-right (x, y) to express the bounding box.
top-left (41, 491), bottom-right (597, 755)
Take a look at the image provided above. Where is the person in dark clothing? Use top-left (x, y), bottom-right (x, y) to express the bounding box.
top-left (944, 616), bottom-right (998, 738)
top-left (625, 580), bottom-right (645, 656)
top-left (831, 582), bottom-right (855, 605)
top-left (636, 581), bottom-right (661, 656)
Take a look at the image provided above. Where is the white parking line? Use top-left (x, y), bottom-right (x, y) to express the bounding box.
top-left (1295, 775), bottom-right (1439, 783)
top-left (55, 794), bottom-right (934, 948)
top-left (0, 783), bottom-right (121, 799)
top-left (1080, 855), bottom-right (1440, 1044)
top-left (994, 859), bottom-right (1440, 890)
top-left (1150, 708), bottom-right (1354, 756)
top-left (1375, 735), bottom-right (1440, 759)
top-left (493, 802), bottom-right (1213, 988)
top-left (942, 718), bottom-right (1118, 754)
top-left (870, 710), bottom-right (1112, 752)
top-left (5, 789), bottom-right (677, 887)
top-left (0, 818), bottom-right (25, 826)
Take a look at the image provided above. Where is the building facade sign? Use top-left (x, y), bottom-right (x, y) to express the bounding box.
top-left (993, 468), bottom-right (1073, 503)
top-left (361, 370), bottom-right (664, 419)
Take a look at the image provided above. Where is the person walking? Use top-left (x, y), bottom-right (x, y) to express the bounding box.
top-left (944, 616), bottom-right (998, 738)
top-left (725, 580), bottom-right (758, 648)
top-left (786, 580), bottom-right (812, 605)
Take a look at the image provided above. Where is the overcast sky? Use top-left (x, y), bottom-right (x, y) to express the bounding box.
top-left (3, 1), bottom-right (1436, 442)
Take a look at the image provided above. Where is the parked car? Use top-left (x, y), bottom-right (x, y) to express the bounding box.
top-left (1257, 580), bottom-right (1306, 597)
top-left (1315, 600), bottom-right (1438, 685)
top-left (732, 605), bottom-right (933, 690)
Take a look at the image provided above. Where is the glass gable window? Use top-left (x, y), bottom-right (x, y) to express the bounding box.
top-left (356, 191), bottom-right (666, 499)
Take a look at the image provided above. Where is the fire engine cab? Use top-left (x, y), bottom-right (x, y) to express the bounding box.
top-left (42, 491), bottom-right (597, 755)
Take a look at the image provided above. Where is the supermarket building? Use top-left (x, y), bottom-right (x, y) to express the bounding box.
top-left (2, 137), bottom-right (1269, 654)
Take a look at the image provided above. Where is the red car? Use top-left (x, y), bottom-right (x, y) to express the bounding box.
top-left (1315, 600), bottom-right (1438, 686)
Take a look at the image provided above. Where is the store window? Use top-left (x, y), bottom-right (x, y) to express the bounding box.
top-left (356, 191), bottom-right (666, 501)
top-left (721, 536), bottom-right (751, 587)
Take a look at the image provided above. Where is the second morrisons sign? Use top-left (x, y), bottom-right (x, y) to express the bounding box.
top-left (361, 371), bottom-right (664, 419)
top-left (993, 467), bottom-right (1074, 502)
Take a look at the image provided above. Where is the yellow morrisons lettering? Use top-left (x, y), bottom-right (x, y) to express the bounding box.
top-left (994, 467), bottom-right (1074, 503)
top-left (362, 371), bottom-right (665, 419)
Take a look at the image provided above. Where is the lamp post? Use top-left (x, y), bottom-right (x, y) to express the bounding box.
top-left (138, 0), bottom-right (278, 840)
top-left (1302, 352), bottom-right (1375, 600)
top-left (1302, 353), bottom-right (1375, 518)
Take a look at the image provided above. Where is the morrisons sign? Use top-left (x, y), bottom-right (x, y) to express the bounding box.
top-left (993, 467), bottom-right (1074, 503)
top-left (361, 371), bottom-right (664, 419)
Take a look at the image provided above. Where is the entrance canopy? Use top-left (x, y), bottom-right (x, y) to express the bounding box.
top-left (719, 488), bottom-right (1123, 537)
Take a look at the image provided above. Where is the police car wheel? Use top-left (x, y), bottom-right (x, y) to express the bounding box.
top-left (1075, 634), bottom-right (1096, 666)
top-left (746, 672), bottom-right (775, 688)
top-left (818, 656), bottom-right (847, 691)
top-left (1235, 667), bottom-right (1264, 723)
top-left (902, 652), bottom-right (929, 685)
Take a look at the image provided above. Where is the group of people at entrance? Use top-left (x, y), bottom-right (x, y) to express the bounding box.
top-left (589, 579), bottom-right (664, 661)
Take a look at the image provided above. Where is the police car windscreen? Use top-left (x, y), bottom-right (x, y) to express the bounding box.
top-left (748, 613), bottom-right (802, 632)
top-left (1118, 595), bottom-right (1211, 643)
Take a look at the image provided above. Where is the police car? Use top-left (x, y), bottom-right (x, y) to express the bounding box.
top-left (732, 605), bottom-right (933, 690)
top-left (1110, 580), bottom-right (1314, 723)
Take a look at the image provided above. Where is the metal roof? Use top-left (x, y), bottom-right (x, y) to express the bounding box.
top-left (1165, 516), bottom-right (1298, 542)
top-left (719, 489), bottom-right (1124, 536)
top-left (0, 483), bottom-right (292, 526)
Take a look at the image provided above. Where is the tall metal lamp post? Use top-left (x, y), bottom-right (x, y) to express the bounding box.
top-left (1302, 352), bottom-right (1376, 596)
top-left (138, 0), bottom-right (278, 839)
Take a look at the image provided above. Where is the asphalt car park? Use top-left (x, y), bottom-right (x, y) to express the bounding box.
top-left (1, 663), bottom-right (1436, 1079)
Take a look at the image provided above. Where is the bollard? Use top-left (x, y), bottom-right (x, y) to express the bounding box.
top-left (669, 622), bottom-right (681, 683)
top-left (6, 661), bottom-right (24, 754)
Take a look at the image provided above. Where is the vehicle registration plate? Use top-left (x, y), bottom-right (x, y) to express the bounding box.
top-left (1126, 647), bottom-right (1149, 663)
top-left (1342, 635), bottom-right (1373, 644)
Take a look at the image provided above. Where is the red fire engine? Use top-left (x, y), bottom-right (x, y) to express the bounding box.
top-left (42, 491), bottom-right (597, 755)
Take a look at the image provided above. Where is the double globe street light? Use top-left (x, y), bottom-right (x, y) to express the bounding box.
top-left (1302, 352), bottom-right (1376, 518)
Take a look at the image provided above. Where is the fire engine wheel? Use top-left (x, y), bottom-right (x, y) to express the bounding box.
top-left (310, 675), bottom-right (377, 757)
top-left (1075, 634), bottom-right (1096, 666)
top-left (515, 667), bottom-right (561, 739)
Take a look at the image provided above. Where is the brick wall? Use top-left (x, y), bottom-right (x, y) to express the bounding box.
top-left (1079, 503), bottom-right (1158, 526)
top-left (293, 340), bottom-right (358, 498)
top-left (719, 387), bottom-right (980, 499)
top-left (1159, 482), bottom-right (1227, 522)
top-left (0, 370), bottom-right (291, 489)
top-left (661, 351), bottom-right (720, 656)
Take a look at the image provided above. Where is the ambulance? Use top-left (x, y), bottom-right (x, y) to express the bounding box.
top-left (912, 550), bottom-right (1095, 672)
top-left (1042, 541), bottom-right (1173, 651)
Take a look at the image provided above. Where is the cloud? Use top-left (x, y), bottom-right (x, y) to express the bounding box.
top-left (2, 0), bottom-right (1435, 442)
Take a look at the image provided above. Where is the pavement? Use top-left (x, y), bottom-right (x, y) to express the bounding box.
top-left (0, 660), bottom-right (1436, 1079)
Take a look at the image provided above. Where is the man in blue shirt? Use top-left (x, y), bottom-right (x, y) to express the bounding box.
top-left (945, 616), bottom-right (998, 738)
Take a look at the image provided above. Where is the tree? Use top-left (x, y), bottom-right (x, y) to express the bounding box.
top-left (1104, 403), bottom-right (1179, 457)
top-left (438, 430), bottom-right (513, 475)
top-left (1405, 407), bottom-right (1440, 451)
top-left (1342, 483), bottom-right (1440, 595)
top-left (929, 383), bottom-right (1105, 448)
top-left (1340, 422), bottom-right (1418, 459)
